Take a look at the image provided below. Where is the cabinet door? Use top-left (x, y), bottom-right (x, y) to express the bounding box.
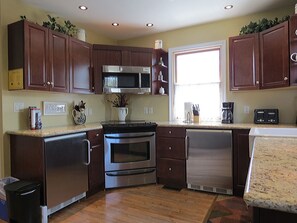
top-left (129, 50), bottom-right (152, 66)
top-left (24, 22), bottom-right (49, 90)
top-left (93, 49), bottom-right (122, 93)
top-left (233, 129), bottom-right (250, 197)
top-left (48, 31), bottom-right (69, 92)
top-left (70, 38), bottom-right (93, 94)
top-left (87, 129), bottom-right (104, 195)
top-left (260, 21), bottom-right (289, 89)
top-left (290, 15), bottom-right (297, 85)
top-left (229, 34), bottom-right (260, 90)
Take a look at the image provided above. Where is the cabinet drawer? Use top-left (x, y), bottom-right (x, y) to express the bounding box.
top-left (157, 158), bottom-right (186, 181)
top-left (157, 127), bottom-right (186, 138)
top-left (157, 137), bottom-right (185, 159)
top-left (87, 129), bottom-right (103, 145)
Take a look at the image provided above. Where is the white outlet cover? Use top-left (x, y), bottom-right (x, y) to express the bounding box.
top-left (43, 101), bottom-right (67, 115)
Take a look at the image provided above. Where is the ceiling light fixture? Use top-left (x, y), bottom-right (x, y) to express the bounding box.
top-left (224, 5), bottom-right (233, 10)
top-left (79, 5), bottom-right (88, 10)
top-left (112, 23), bottom-right (120, 27)
top-left (146, 23), bottom-right (154, 27)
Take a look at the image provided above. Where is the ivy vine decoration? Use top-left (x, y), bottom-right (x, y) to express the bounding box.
top-left (239, 16), bottom-right (290, 35)
top-left (42, 15), bottom-right (78, 37)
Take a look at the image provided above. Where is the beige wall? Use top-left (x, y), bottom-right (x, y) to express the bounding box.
top-left (0, 1), bottom-right (295, 177)
top-left (119, 6), bottom-right (297, 124)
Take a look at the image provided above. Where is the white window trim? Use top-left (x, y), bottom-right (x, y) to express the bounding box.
top-left (168, 40), bottom-right (227, 121)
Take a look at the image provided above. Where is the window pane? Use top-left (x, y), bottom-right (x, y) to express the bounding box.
top-left (173, 83), bottom-right (221, 121)
top-left (176, 49), bottom-right (220, 84)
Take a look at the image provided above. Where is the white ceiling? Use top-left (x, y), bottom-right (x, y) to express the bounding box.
top-left (21, 0), bottom-right (295, 40)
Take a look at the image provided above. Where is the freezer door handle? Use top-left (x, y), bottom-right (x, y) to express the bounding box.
top-left (83, 139), bottom-right (91, 165)
top-left (185, 136), bottom-right (189, 160)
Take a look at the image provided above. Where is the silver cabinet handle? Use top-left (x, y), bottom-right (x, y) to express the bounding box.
top-left (295, 30), bottom-right (297, 36)
top-left (256, 81), bottom-right (259, 84)
top-left (168, 130), bottom-right (172, 134)
top-left (83, 139), bottom-right (91, 165)
top-left (291, 53), bottom-right (297, 62)
top-left (47, 81), bottom-right (51, 85)
top-left (185, 136), bottom-right (189, 160)
top-left (168, 146), bottom-right (172, 150)
top-left (168, 167), bottom-right (172, 171)
top-left (284, 77), bottom-right (288, 81)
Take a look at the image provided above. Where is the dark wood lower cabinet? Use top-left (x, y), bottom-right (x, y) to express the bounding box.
top-left (253, 207), bottom-right (297, 223)
top-left (87, 129), bottom-right (104, 196)
top-left (232, 129), bottom-right (250, 197)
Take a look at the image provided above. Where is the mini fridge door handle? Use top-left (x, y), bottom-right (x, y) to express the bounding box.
top-left (83, 139), bottom-right (91, 165)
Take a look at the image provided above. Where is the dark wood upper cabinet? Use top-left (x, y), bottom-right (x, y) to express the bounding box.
top-left (93, 44), bottom-right (153, 94)
top-left (229, 20), bottom-right (289, 91)
top-left (48, 31), bottom-right (69, 92)
top-left (8, 20), bottom-right (49, 91)
top-left (8, 20), bottom-right (94, 94)
top-left (69, 38), bottom-right (94, 94)
top-left (229, 34), bottom-right (260, 90)
top-left (289, 15), bottom-right (297, 85)
top-left (260, 21), bottom-right (289, 89)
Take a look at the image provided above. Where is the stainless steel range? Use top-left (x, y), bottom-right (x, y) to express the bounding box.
top-left (101, 121), bottom-right (157, 189)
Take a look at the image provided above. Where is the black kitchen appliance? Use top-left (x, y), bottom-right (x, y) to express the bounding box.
top-left (221, 102), bottom-right (234, 124)
top-left (254, 109), bottom-right (279, 124)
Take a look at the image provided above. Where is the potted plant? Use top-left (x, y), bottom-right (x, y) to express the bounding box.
top-left (108, 94), bottom-right (129, 121)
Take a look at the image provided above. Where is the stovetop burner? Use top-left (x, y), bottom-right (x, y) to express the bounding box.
top-left (101, 120), bottom-right (157, 133)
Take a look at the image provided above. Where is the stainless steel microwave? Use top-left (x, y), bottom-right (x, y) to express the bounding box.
top-left (102, 65), bottom-right (151, 94)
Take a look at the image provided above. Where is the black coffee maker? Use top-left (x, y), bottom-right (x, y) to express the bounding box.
top-left (222, 102), bottom-right (234, 124)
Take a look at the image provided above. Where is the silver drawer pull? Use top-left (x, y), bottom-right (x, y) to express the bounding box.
top-left (96, 133), bottom-right (99, 137)
top-left (168, 130), bottom-right (172, 134)
top-left (284, 77), bottom-right (288, 81)
top-left (168, 167), bottom-right (172, 171)
top-left (168, 146), bottom-right (172, 150)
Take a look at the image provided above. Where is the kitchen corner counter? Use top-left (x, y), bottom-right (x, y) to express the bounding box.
top-left (156, 121), bottom-right (296, 130)
top-left (6, 123), bottom-right (102, 137)
top-left (244, 137), bottom-right (297, 214)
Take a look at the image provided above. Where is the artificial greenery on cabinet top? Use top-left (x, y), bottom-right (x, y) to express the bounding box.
top-left (239, 16), bottom-right (290, 35)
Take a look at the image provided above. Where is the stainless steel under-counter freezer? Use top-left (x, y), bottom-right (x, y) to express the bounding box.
top-left (186, 129), bottom-right (233, 195)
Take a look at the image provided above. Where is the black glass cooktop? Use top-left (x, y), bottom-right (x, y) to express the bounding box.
top-left (101, 120), bottom-right (157, 133)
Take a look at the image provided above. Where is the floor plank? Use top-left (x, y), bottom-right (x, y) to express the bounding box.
top-left (49, 184), bottom-right (217, 223)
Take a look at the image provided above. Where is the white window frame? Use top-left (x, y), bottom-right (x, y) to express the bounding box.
top-left (168, 40), bottom-right (227, 121)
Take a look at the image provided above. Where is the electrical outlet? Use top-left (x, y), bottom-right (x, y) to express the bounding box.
top-left (144, 107), bottom-right (148, 115)
top-left (13, 102), bottom-right (25, 112)
top-left (148, 107), bottom-right (154, 114)
top-left (244, 106), bottom-right (250, 114)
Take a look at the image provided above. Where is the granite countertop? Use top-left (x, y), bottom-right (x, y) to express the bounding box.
top-left (7, 123), bottom-right (102, 137)
top-left (157, 121), bottom-right (296, 130)
top-left (244, 137), bottom-right (297, 214)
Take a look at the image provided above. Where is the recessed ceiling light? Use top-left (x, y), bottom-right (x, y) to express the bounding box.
top-left (79, 5), bottom-right (88, 10)
top-left (224, 5), bottom-right (233, 10)
top-left (146, 23), bottom-right (154, 27)
top-left (112, 23), bottom-right (120, 27)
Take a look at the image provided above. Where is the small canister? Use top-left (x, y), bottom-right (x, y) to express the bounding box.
top-left (154, 40), bottom-right (163, 49)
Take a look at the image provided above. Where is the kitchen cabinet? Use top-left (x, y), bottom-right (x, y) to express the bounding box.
top-left (87, 129), bottom-right (104, 196)
top-left (229, 20), bottom-right (289, 90)
top-left (9, 132), bottom-right (89, 211)
top-left (8, 20), bottom-right (93, 94)
top-left (253, 207), bottom-right (297, 223)
top-left (232, 129), bottom-right (250, 197)
top-left (289, 15), bottom-right (297, 85)
top-left (93, 44), bottom-right (153, 93)
top-left (260, 21), bottom-right (289, 89)
top-left (69, 38), bottom-right (94, 94)
top-left (156, 127), bottom-right (186, 189)
top-left (229, 34), bottom-right (260, 90)
top-left (152, 49), bottom-right (169, 95)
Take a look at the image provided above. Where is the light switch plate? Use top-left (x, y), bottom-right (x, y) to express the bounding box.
top-left (43, 102), bottom-right (67, 115)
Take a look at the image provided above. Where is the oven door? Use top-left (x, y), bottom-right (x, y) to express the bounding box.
top-left (104, 132), bottom-right (156, 172)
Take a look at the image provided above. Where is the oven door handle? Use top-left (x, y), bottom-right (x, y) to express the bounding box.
top-left (105, 134), bottom-right (155, 139)
top-left (106, 168), bottom-right (155, 177)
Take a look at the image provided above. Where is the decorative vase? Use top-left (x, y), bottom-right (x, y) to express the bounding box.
top-left (72, 109), bottom-right (86, 125)
top-left (117, 107), bottom-right (128, 121)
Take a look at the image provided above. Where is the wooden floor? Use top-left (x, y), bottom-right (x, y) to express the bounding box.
top-left (49, 184), bottom-right (217, 223)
